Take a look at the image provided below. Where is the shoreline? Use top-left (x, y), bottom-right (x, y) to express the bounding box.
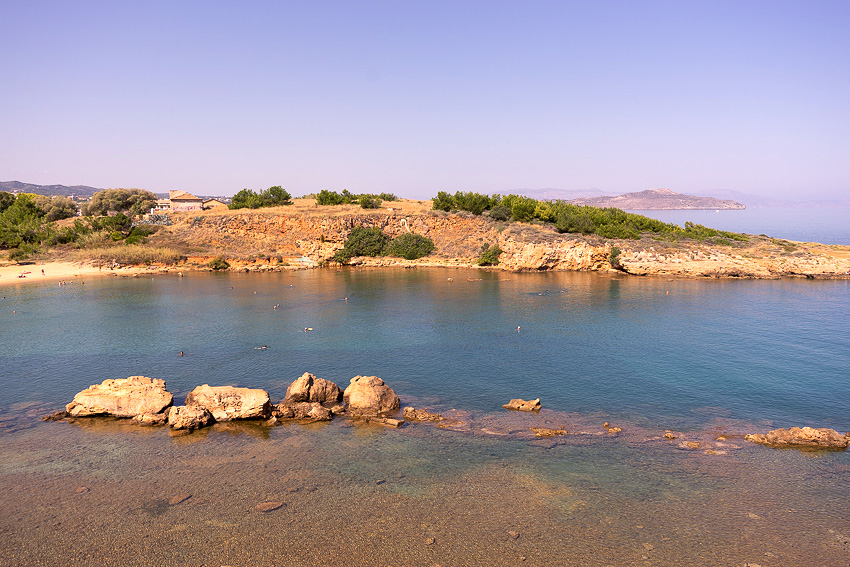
top-left (0, 260), bottom-right (153, 288)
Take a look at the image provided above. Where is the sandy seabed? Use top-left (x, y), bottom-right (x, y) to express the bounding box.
top-left (1, 406), bottom-right (849, 567)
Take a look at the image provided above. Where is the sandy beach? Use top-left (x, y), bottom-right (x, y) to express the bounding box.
top-left (0, 260), bottom-right (148, 287)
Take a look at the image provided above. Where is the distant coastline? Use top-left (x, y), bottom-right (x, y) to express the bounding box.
top-left (568, 188), bottom-right (745, 210)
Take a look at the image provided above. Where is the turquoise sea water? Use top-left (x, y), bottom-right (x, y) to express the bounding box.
top-left (2, 269), bottom-right (849, 565)
top-left (2, 269), bottom-right (848, 431)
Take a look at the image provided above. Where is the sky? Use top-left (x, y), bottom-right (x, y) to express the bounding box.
top-left (2, 1), bottom-right (848, 201)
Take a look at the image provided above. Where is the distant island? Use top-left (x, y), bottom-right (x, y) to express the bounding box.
top-left (568, 188), bottom-right (746, 210)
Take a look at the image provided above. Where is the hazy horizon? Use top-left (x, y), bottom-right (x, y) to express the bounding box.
top-left (3, 2), bottom-right (848, 202)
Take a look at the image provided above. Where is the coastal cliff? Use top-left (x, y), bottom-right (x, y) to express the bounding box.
top-left (149, 202), bottom-right (850, 279)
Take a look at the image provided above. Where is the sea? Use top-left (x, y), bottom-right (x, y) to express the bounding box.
top-left (1, 209), bottom-right (849, 566)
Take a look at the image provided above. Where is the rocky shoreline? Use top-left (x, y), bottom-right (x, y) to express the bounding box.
top-left (45, 375), bottom-right (850, 452)
top-left (138, 206), bottom-right (850, 280)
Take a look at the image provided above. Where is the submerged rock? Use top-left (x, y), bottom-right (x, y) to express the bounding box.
top-left (745, 427), bottom-right (850, 449)
top-left (273, 402), bottom-right (333, 421)
top-left (66, 376), bottom-right (173, 418)
top-left (343, 376), bottom-right (400, 415)
top-left (168, 405), bottom-right (214, 430)
top-left (403, 407), bottom-right (444, 421)
top-left (502, 398), bottom-right (541, 412)
top-left (531, 427), bottom-right (566, 438)
top-left (284, 372), bottom-right (342, 405)
top-left (185, 384), bottom-right (270, 421)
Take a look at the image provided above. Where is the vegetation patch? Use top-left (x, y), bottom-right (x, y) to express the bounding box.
top-left (431, 190), bottom-right (749, 243)
top-left (316, 189), bottom-right (398, 208)
top-left (229, 186), bottom-right (292, 209)
top-left (334, 226), bottom-right (435, 263)
top-left (477, 244), bottom-right (503, 266)
top-left (209, 256), bottom-right (230, 270)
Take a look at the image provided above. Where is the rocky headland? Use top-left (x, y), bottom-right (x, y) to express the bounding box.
top-left (568, 188), bottom-right (746, 210)
top-left (132, 201), bottom-right (850, 280)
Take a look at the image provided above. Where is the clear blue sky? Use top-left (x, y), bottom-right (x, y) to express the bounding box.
top-left (2, 1), bottom-right (848, 200)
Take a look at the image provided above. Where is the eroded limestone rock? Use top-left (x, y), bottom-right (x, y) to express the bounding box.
top-left (745, 427), bottom-right (850, 449)
top-left (168, 405), bottom-right (214, 430)
top-left (185, 385), bottom-right (270, 421)
top-left (343, 376), bottom-right (400, 415)
top-left (284, 372), bottom-right (342, 404)
top-left (273, 402), bottom-right (333, 421)
top-left (502, 398), bottom-right (541, 412)
top-left (66, 376), bottom-right (173, 418)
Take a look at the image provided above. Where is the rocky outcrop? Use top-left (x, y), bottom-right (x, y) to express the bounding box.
top-left (745, 427), bottom-right (850, 449)
top-left (284, 372), bottom-right (342, 404)
top-left (502, 398), bottom-right (541, 412)
top-left (168, 405), bottom-right (214, 430)
top-left (160, 206), bottom-right (850, 278)
top-left (343, 376), bottom-right (400, 415)
top-left (185, 385), bottom-right (271, 421)
top-left (66, 376), bottom-right (173, 418)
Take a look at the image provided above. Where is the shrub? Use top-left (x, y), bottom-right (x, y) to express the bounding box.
top-left (359, 195), bottom-right (382, 209)
top-left (333, 226), bottom-right (390, 263)
top-left (488, 205), bottom-right (511, 221)
top-left (316, 189), bottom-right (346, 205)
top-left (477, 244), bottom-right (503, 266)
top-left (608, 246), bottom-right (622, 269)
top-left (209, 256), bottom-right (230, 270)
top-left (386, 233), bottom-right (435, 260)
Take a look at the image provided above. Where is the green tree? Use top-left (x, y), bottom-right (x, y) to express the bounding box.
top-left (84, 189), bottom-right (157, 217)
top-left (0, 191), bottom-right (15, 213)
top-left (230, 186), bottom-right (292, 209)
top-left (32, 195), bottom-right (78, 221)
top-left (431, 191), bottom-right (455, 211)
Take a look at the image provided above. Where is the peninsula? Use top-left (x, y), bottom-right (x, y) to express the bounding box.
top-left (568, 188), bottom-right (746, 210)
top-left (4, 196), bottom-right (846, 285)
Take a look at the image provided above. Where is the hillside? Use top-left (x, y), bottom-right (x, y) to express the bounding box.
top-left (569, 188), bottom-right (745, 210)
top-left (0, 180), bottom-right (101, 199)
top-left (131, 199), bottom-right (848, 279)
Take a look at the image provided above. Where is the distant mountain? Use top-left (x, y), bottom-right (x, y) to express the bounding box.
top-left (0, 180), bottom-right (102, 199)
top-left (568, 188), bottom-right (746, 210)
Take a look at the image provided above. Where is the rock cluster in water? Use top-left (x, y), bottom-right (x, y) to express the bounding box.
top-left (50, 376), bottom-right (850, 453)
top-left (55, 372), bottom-right (401, 431)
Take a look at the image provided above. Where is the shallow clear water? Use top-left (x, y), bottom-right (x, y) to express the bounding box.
top-left (1, 268), bottom-right (849, 566)
top-left (2, 269), bottom-right (848, 431)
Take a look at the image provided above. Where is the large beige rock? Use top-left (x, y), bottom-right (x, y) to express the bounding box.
top-left (168, 405), bottom-right (214, 430)
top-left (185, 384), bottom-right (270, 421)
top-left (745, 427), bottom-right (850, 449)
top-left (284, 372), bottom-right (342, 404)
top-left (66, 376), bottom-right (173, 418)
top-left (343, 376), bottom-right (400, 415)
